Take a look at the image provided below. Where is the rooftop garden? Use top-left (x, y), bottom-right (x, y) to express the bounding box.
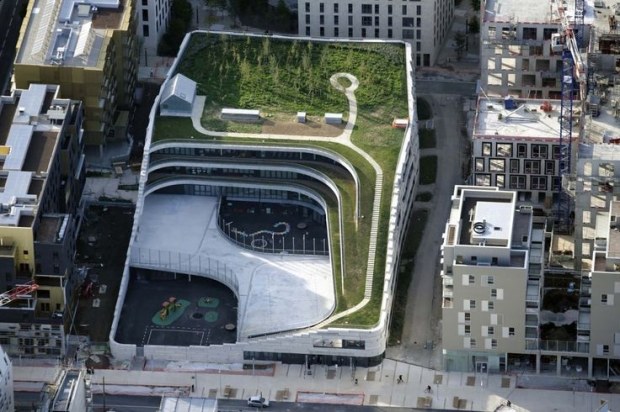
top-left (152, 32), bottom-right (410, 327)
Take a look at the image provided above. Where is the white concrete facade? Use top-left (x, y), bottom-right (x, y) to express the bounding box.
top-left (137, 0), bottom-right (172, 50)
top-left (297, 0), bottom-right (453, 66)
top-left (0, 346), bottom-right (13, 412)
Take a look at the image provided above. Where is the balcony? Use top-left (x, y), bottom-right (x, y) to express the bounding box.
top-left (526, 339), bottom-right (590, 353)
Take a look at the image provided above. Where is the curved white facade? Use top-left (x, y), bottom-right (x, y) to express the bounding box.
top-left (0, 346), bottom-right (13, 412)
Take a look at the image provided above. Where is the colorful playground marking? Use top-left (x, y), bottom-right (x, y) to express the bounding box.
top-left (198, 297), bottom-right (220, 308)
top-left (151, 298), bottom-right (190, 326)
top-left (204, 311), bottom-right (218, 322)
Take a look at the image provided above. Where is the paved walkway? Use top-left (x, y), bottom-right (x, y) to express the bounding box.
top-left (13, 359), bottom-right (619, 411)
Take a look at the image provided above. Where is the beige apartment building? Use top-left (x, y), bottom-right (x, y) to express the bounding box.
top-left (297, 0), bottom-right (453, 66)
top-left (13, 0), bottom-right (138, 150)
top-left (441, 186), bottom-right (545, 373)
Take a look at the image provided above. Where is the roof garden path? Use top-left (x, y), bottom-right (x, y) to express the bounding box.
top-left (188, 72), bottom-right (382, 325)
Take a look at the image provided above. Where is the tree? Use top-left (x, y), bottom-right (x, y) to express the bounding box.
top-left (470, 0), bottom-right (481, 12)
top-left (454, 32), bottom-right (466, 60)
top-left (158, 0), bottom-right (194, 56)
top-left (468, 16), bottom-right (480, 35)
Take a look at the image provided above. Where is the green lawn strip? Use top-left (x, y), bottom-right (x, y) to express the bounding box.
top-left (420, 155), bottom-right (438, 185)
top-left (416, 97), bottom-right (432, 121)
top-left (419, 129), bottom-right (436, 149)
top-left (387, 209), bottom-right (429, 345)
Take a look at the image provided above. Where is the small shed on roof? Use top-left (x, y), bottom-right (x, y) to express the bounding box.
top-left (159, 73), bottom-right (197, 117)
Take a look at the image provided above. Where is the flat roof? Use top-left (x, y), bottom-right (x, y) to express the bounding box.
top-left (474, 98), bottom-right (578, 140)
top-left (16, 0), bottom-right (127, 68)
top-left (483, 0), bottom-right (596, 24)
top-left (37, 214), bottom-right (69, 243)
top-left (131, 195), bottom-right (335, 338)
top-left (471, 201), bottom-right (513, 246)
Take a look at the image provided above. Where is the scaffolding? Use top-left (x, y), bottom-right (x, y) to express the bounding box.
top-left (0, 281), bottom-right (39, 307)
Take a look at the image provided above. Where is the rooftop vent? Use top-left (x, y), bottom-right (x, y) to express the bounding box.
top-left (473, 221), bottom-right (486, 234)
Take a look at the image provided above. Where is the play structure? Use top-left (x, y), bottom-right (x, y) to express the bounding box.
top-left (159, 296), bottom-right (182, 320)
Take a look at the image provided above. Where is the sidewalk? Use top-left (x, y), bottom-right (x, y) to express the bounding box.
top-left (13, 358), bottom-right (620, 411)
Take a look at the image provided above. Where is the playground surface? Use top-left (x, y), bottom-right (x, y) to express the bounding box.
top-left (128, 194), bottom-right (335, 339)
top-left (115, 270), bottom-right (237, 347)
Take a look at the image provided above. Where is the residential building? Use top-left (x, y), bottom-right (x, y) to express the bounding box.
top-left (137, 0), bottom-right (172, 50)
top-left (441, 186), bottom-right (545, 373)
top-left (109, 32), bottom-right (420, 366)
top-left (297, 0), bottom-right (453, 66)
top-left (14, 0), bottom-right (138, 150)
top-left (48, 369), bottom-right (91, 412)
top-left (471, 97), bottom-right (578, 209)
top-left (0, 84), bottom-right (85, 357)
top-left (0, 346), bottom-right (13, 412)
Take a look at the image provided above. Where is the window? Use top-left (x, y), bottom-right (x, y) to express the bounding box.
top-left (482, 142), bottom-right (492, 156)
top-left (416, 5), bottom-right (422, 14)
top-left (464, 325), bottom-right (471, 335)
top-left (469, 299), bottom-right (476, 309)
top-left (532, 176), bottom-right (547, 190)
top-left (532, 144), bottom-right (548, 159)
top-left (348, 28), bottom-right (353, 36)
top-left (305, 2), bottom-right (310, 12)
top-left (488, 301), bottom-right (494, 310)
top-left (388, 16), bottom-right (393, 27)
top-left (464, 312), bottom-right (471, 322)
top-left (319, 2), bottom-right (324, 12)
top-left (470, 338), bottom-right (477, 348)
top-left (374, 16), bottom-right (379, 26)
top-left (348, 3), bottom-right (353, 13)
top-left (509, 175), bottom-right (526, 189)
top-left (362, 4), bottom-right (372, 13)
top-left (543, 28), bottom-right (557, 40)
top-left (362, 28), bottom-right (367, 37)
top-left (402, 5), bottom-right (407, 14)
top-left (363, 16), bottom-right (373, 26)
top-left (604, 345), bottom-right (610, 354)
top-left (488, 26), bottom-right (496, 39)
top-left (142, 0), bottom-right (147, 5)
top-left (522, 27), bottom-right (537, 40)
top-left (517, 144), bottom-right (527, 158)
top-left (496, 143), bottom-right (512, 157)
top-left (142, 9), bottom-right (148, 21)
top-left (491, 288), bottom-right (503, 299)
top-left (306, 26), bottom-right (310, 36)
top-left (553, 145), bottom-right (562, 159)
top-left (462, 274), bottom-right (475, 285)
top-left (374, 28), bottom-right (379, 37)
top-left (334, 27), bottom-right (339, 36)
top-left (402, 29), bottom-right (414, 39)
top-left (374, 4), bottom-right (379, 13)
top-left (496, 174), bottom-right (505, 188)
top-left (23, 250), bottom-right (28, 255)
top-left (320, 27), bottom-right (324, 36)
top-left (524, 160), bottom-right (541, 174)
top-left (510, 159), bottom-right (520, 173)
top-left (333, 3), bottom-right (339, 13)
top-left (320, 15), bottom-right (325, 24)
top-left (489, 158), bottom-right (505, 172)
top-left (488, 326), bottom-right (495, 335)
top-left (545, 160), bottom-right (555, 175)
top-left (476, 174), bottom-right (491, 186)
top-left (602, 294), bottom-right (608, 303)
top-left (388, 4), bottom-right (393, 14)
top-left (387, 29), bottom-right (393, 38)
top-left (475, 158), bottom-right (485, 172)
top-left (403, 17), bottom-right (414, 27)
top-left (509, 327), bottom-right (515, 336)
top-left (305, 15), bottom-right (310, 24)
top-left (143, 24), bottom-right (150, 37)
top-left (486, 276), bottom-right (495, 285)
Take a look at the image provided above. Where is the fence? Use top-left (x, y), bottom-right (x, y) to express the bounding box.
top-left (217, 217), bottom-right (328, 256)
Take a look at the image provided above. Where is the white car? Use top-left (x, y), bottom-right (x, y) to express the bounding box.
top-left (247, 395), bottom-right (270, 408)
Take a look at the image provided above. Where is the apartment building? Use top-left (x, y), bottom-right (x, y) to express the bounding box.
top-left (0, 84), bottom-right (85, 357)
top-left (441, 186), bottom-right (545, 373)
top-left (14, 0), bottom-right (138, 150)
top-left (137, 0), bottom-right (172, 50)
top-left (297, 0), bottom-right (453, 66)
top-left (0, 346), bottom-right (13, 412)
top-left (471, 97), bottom-right (579, 209)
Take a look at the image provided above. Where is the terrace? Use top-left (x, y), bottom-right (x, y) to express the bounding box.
top-left (148, 33), bottom-right (411, 327)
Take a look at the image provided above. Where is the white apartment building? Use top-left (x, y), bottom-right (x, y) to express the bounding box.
top-left (297, 0), bottom-right (453, 66)
top-left (441, 186), bottom-right (545, 373)
top-left (137, 0), bottom-right (172, 50)
top-left (0, 346), bottom-right (13, 412)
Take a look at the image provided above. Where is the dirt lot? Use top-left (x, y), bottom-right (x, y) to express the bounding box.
top-left (74, 204), bottom-right (135, 342)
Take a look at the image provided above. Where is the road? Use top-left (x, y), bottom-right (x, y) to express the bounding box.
top-left (0, 0), bottom-right (26, 94)
top-left (415, 79), bottom-right (477, 95)
top-left (88, 395), bottom-right (461, 411)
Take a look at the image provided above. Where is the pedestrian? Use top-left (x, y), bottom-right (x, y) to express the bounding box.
top-left (397, 374), bottom-right (403, 383)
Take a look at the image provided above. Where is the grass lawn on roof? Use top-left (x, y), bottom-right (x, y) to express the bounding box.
top-left (156, 32), bottom-right (410, 327)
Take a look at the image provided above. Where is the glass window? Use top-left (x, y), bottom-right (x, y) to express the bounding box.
top-left (517, 144), bottom-right (527, 158)
top-left (510, 159), bottom-right (520, 173)
top-left (403, 29), bottom-right (414, 39)
top-left (333, 3), bottom-right (338, 13)
top-left (532, 144), bottom-right (548, 159)
top-left (402, 5), bottom-right (407, 14)
top-left (532, 176), bottom-right (547, 190)
top-left (482, 142), bottom-right (492, 156)
top-left (319, 3), bottom-right (324, 12)
top-left (348, 3), bottom-right (353, 13)
top-left (496, 174), bottom-right (505, 188)
top-left (496, 143), bottom-right (512, 157)
top-left (476, 174), bottom-right (491, 186)
top-left (403, 17), bottom-right (414, 27)
top-left (489, 158), bottom-right (505, 172)
top-left (305, 2), bottom-right (310, 12)
top-left (475, 158), bottom-right (485, 172)
top-left (524, 160), bottom-right (541, 174)
top-left (362, 4), bottom-right (372, 14)
top-left (362, 16), bottom-right (372, 26)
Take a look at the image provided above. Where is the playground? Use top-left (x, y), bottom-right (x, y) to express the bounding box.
top-left (115, 269), bottom-right (238, 347)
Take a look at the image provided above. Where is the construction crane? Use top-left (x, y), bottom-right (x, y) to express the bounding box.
top-left (0, 281), bottom-right (39, 307)
top-left (553, 0), bottom-right (587, 232)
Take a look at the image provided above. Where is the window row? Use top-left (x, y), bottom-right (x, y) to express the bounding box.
top-left (481, 142), bottom-right (565, 159)
top-left (475, 174), bottom-right (558, 191)
top-left (475, 158), bottom-right (557, 175)
top-left (305, 2), bottom-right (421, 15)
top-left (305, 26), bottom-right (418, 40)
top-left (306, 15), bottom-right (421, 28)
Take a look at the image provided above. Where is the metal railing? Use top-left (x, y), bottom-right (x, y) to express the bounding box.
top-left (525, 339), bottom-right (589, 353)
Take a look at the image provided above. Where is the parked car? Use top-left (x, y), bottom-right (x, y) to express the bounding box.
top-left (247, 395), bottom-right (270, 408)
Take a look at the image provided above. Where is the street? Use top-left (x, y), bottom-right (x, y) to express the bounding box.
top-left (0, 0), bottom-right (26, 93)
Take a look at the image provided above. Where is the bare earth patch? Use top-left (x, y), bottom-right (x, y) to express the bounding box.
top-left (261, 116), bottom-right (345, 137)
